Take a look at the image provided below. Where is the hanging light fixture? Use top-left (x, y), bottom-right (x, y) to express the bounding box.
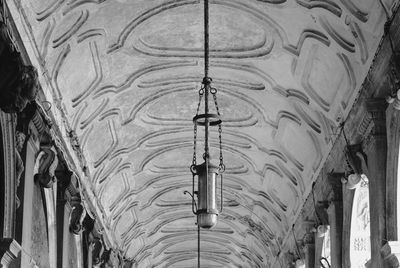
top-left (183, 1), bottom-right (225, 266)
top-left (185, 0), bottom-right (225, 229)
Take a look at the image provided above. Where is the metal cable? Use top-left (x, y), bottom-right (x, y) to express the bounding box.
top-left (204, 0), bottom-right (209, 78)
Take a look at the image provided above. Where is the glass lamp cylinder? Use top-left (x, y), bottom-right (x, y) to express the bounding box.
top-left (196, 161), bottom-right (219, 229)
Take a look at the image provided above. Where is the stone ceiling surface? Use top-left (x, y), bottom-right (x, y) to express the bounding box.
top-left (8, 0), bottom-right (395, 266)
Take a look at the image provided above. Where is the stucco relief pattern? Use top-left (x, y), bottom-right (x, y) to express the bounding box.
top-left (12, 0), bottom-right (392, 266)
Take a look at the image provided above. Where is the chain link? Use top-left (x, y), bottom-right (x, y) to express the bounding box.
top-left (192, 123), bottom-right (197, 168)
top-left (218, 124), bottom-right (225, 172)
top-left (211, 87), bottom-right (225, 172)
top-left (191, 87), bottom-right (204, 170)
top-left (211, 88), bottom-right (220, 116)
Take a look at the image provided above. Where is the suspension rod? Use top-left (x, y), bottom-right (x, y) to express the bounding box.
top-left (204, 0), bottom-right (209, 78)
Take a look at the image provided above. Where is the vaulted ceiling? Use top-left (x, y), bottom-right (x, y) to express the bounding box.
top-left (8, 0), bottom-right (395, 266)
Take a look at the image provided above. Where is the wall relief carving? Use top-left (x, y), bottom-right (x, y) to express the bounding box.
top-left (33, 145), bottom-right (58, 188)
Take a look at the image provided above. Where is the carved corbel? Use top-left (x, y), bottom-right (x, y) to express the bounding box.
top-left (101, 249), bottom-right (121, 268)
top-left (33, 145), bottom-right (58, 188)
top-left (386, 90), bottom-right (400, 110)
top-left (69, 196), bottom-right (87, 235)
top-left (89, 227), bottom-right (105, 266)
top-left (342, 144), bottom-right (368, 189)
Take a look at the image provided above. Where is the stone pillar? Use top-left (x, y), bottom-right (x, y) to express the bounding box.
top-left (20, 124), bottom-right (39, 268)
top-left (365, 99), bottom-right (388, 268)
top-left (385, 104), bottom-right (400, 241)
top-left (327, 173), bottom-right (343, 268)
top-left (0, 238), bottom-right (20, 268)
top-left (62, 202), bottom-right (71, 268)
top-left (304, 240), bottom-right (315, 268)
top-left (327, 202), bottom-right (342, 267)
top-left (342, 184), bottom-right (354, 268)
top-left (56, 172), bottom-right (70, 268)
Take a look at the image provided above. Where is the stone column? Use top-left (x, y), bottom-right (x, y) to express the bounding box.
top-left (385, 104), bottom-right (400, 241)
top-left (0, 238), bottom-right (20, 268)
top-left (327, 173), bottom-right (343, 268)
top-left (327, 202), bottom-right (342, 268)
top-left (304, 246), bottom-right (315, 268)
top-left (56, 172), bottom-right (70, 268)
top-left (365, 99), bottom-right (388, 268)
top-left (381, 102), bottom-right (400, 268)
top-left (20, 124), bottom-right (39, 268)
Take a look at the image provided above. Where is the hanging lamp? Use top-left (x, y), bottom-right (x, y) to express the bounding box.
top-left (185, 0), bottom-right (225, 230)
top-left (183, 1), bottom-right (225, 266)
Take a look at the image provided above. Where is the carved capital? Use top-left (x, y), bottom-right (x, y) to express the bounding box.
top-left (69, 197), bottom-right (86, 235)
top-left (90, 236), bottom-right (104, 266)
top-left (381, 241), bottom-right (400, 268)
top-left (34, 146), bottom-right (58, 188)
top-left (315, 201), bottom-right (329, 226)
top-left (345, 143), bottom-right (368, 175)
top-left (366, 98), bottom-right (388, 137)
top-left (0, 238), bottom-right (21, 267)
top-left (327, 173), bottom-right (344, 201)
top-left (102, 250), bottom-right (122, 268)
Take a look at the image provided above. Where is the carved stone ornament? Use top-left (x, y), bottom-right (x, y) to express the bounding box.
top-left (349, 178), bottom-right (371, 267)
top-left (69, 199), bottom-right (87, 235)
top-left (343, 144), bottom-right (369, 190)
top-left (88, 229), bottom-right (104, 266)
top-left (91, 237), bottom-right (104, 266)
top-left (0, 22), bottom-right (38, 113)
top-left (15, 131), bottom-right (26, 208)
top-left (295, 258), bottom-right (305, 268)
top-left (386, 90), bottom-right (400, 110)
top-left (33, 146), bottom-right (58, 188)
top-left (102, 250), bottom-right (121, 268)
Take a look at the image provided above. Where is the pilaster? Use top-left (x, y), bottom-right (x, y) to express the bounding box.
top-left (386, 104), bottom-right (400, 241)
top-left (365, 99), bottom-right (388, 268)
top-left (303, 232), bottom-right (315, 268)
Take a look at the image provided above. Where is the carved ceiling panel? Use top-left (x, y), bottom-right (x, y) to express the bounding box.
top-left (9, 0), bottom-right (394, 266)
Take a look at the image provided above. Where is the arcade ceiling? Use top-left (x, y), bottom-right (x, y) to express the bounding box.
top-left (7, 0), bottom-right (397, 266)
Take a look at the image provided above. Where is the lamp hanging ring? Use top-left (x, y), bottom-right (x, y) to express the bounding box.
top-left (190, 164), bottom-right (197, 174)
top-left (199, 87), bottom-right (204, 96)
top-left (193, 113), bottom-right (221, 126)
top-left (210, 87), bottom-right (217, 94)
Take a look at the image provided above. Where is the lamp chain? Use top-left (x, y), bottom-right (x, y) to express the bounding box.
top-left (192, 89), bottom-right (204, 168)
top-left (211, 88), bottom-right (225, 172)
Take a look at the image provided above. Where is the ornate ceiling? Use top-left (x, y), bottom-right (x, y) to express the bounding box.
top-left (8, 0), bottom-right (395, 266)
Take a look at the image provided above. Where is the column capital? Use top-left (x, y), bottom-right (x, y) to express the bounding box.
top-left (0, 238), bottom-right (21, 267)
top-left (327, 173), bottom-right (344, 201)
top-left (366, 98), bottom-right (388, 137)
